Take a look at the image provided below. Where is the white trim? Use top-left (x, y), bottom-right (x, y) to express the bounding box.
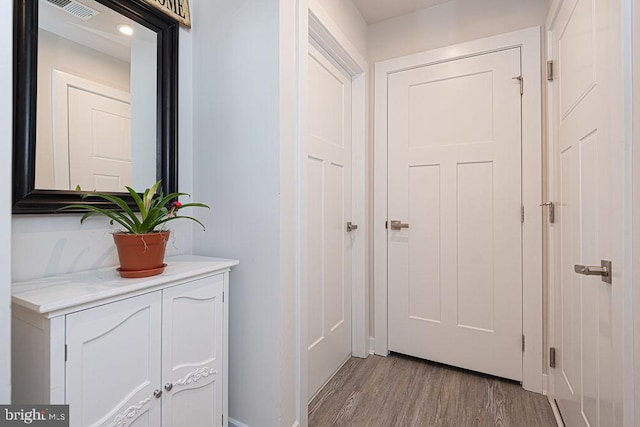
top-left (548, 397), bottom-right (564, 427)
top-left (228, 418), bottom-right (251, 427)
top-left (369, 337), bottom-right (375, 355)
top-left (542, 373), bottom-right (549, 396)
top-left (373, 27), bottom-right (544, 392)
top-left (298, 1), bottom-right (369, 425)
top-left (51, 70), bottom-right (130, 190)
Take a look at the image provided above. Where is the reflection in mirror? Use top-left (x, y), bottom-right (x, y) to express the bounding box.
top-left (37, 0), bottom-right (157, 192)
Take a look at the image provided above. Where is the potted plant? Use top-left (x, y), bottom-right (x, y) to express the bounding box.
top-left (60, 181), bottom-right (209, 278)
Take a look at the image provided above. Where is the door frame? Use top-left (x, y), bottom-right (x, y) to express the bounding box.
top-left (297, 1), bottom-right (369, 424)
top-left (373, 27), bottom-right (544, 392)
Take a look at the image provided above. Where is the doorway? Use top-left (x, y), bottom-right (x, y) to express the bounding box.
top-left (374, 27), bottom-right (543, 391)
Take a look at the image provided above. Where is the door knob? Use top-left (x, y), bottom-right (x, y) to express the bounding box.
top-left (346, 222), bottom-right (358, 232)
top-left (389, 220), bottom-right (409, 230)
top-left (574, 260), bottom-right (612, 284)
top-left (164, 383), bottom-right (173, 391)
top-left (153, 389), bottom-right (163, 398)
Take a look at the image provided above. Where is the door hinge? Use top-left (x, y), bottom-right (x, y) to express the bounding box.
top-left (522, 335), bottom-right (525, 352)
top-left (222, 414), bottom-right (224, 425)
top-left (385, 220), bottom-right (388, 229)
top-left (540, 201), bottom-right (555, 223)
top-left (513, 75), bottom-right (523, 95)
top-left (521, 205), bottom-right (525, 223)
top-left (550, 347), bottom-right (557, 368)
top-left (547, 60), bottom-right (554, 81)
top-left (222, 291), bottom-right (225, 303)
top-left (65, 344), bottom-right (67, 362)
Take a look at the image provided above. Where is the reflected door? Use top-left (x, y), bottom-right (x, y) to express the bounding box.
top-left (68, 85), bottom-right (132, 192)
top-left (387, 48), bottom-right (523, 380)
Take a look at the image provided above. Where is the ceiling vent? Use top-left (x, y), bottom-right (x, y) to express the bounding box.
top-left (44, 0), bottom-right (100, 21)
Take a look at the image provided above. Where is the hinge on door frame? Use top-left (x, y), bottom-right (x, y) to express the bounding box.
top-left (222, 291), bottom-right (224, 303)
top-left (522, 335), bottom-right (525, 352)
top-left (385, 220), bottom-right (388, 229)
top-left (521, 205), bottom-right (525, 223)
top-left (547, 60), bottom-right (554, 81)
top-left (550, 347), bottom-right (557, 368)
top-left (65, 344), bottom-right (67, 362)
top-left (513, 75), bottom-right (523, 95)
top-left (222, 414), bottom-right (224, 425)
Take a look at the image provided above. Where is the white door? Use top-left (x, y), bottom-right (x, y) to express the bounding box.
top-left (162, 276), bottom-right (224, 426)
top-left (66, 292), bottom-right (162, 427)
top-left (307, 43), bottom-right (353, 398)
top-left (387, 48), bottom-right (523, 381)
top-left (550, 0), bottom-right (622, 424)
top-left (68, 86), bottom-right (132, 192)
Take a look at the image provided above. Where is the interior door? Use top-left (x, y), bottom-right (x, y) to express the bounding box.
top-left (307, 43), bottom-right (353, 399)
top-left (68, 86), bottom-right (132, 192)
top-left (162, 276), bottom-right (224, 426)
top-left (66, 292), bottom-right (162, 427)
top-left (387, 48), bottom-right (523, 381)
top-left (551, 0), bottom-right (621, 424)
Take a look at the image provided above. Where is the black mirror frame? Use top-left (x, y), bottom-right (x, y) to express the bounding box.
top-left (13, 0), bottom-right (178, 213)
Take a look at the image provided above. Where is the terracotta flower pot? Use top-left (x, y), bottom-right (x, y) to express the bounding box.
top-left (112, 231), bottom-right (170, 278)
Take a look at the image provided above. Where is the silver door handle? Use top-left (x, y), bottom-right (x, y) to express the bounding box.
top-left (390, 220), bottom-right (409, 230)
top-left (574, 260), bottom-right (612, 284)
top-left (346, 222), bottom-right (358, 232)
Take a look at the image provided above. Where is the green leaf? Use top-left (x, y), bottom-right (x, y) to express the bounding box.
top-left (155, 215), bottom-right (207, 231)
top-left (81, 193), bottom-right (140, 230)
top-left (126, 186), bottom-right (146, 217)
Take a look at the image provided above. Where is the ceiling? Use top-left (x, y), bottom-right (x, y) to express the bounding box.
top-left (351, 0), bottom-right (454, 24)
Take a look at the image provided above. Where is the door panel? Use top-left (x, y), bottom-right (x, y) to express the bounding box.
top-left (66, 292), bottom-right (162, 427)
top-left (551, 0), bottom-right (620, 424)
top-left (307, 43), bottom-right (352, 399)
top-left (387, 48), bottom-right (523, 381)
top-left (162, 276), bottom-right (224, 425)
top-left (68, 87), bottom-right (132, 192)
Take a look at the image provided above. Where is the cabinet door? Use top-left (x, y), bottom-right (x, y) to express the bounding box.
top-left (162, 276), bottom-right (224, 426)
top-left (66, 292), bottom-right (162, 427)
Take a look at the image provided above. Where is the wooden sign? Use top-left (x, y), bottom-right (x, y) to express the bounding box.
top-left (142, 0), bottom-right (191, 28)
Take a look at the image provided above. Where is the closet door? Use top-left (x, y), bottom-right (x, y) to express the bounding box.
top-left (66, 292), bottom-right (162, 427)
top-left (161, 276), bottom-right (224, 426)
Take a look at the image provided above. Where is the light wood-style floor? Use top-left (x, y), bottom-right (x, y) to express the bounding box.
top-left (309, 354), bottom-right (558, 427)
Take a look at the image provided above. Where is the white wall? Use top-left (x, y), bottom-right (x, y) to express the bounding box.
top-left (315, 0), bottom-right (368, 56)
top-left (368, 0), bottom-right (549, 62)
top-left (12, 27), bottom-right (195, 283)
top-left (130, 33), bottom-right (158, 190)
top-left (0, 0), bottom-right (12, 405)
top-left (35, 30), bottom-right (131, 190)
top-left (189, 0), bottom-right (296, 425)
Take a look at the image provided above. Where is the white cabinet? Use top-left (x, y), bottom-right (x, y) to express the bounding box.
top-left (12, 255), bottom-right (237, 427)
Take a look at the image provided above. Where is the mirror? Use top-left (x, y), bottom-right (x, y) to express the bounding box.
top-left (13, 0), bottom-right (178, 213)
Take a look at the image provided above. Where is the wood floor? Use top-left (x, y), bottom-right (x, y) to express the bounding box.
top-left (309, 354), bottom-right (558, 427)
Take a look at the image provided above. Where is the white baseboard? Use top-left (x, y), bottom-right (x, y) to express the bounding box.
top-left (230, 417), bottom-right (298, 427)
top-left (229, 417), bottom-right (251, 427)
top-left (548, 397), bottom-right (564, 427)
top-left (542, 373), bottom-right (549, 395)
top-left (369, 337), bottom-right (375, 354)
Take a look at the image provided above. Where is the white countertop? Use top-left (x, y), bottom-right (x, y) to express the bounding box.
top-left (12, 255), bottom-right (239, 315)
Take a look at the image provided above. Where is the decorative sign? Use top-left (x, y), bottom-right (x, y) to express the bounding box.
top-left (142, 0), bottom-right (191, 28)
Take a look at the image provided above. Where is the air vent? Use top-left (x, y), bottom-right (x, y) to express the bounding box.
top-left (44, 0), bottom-right (100, 21)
